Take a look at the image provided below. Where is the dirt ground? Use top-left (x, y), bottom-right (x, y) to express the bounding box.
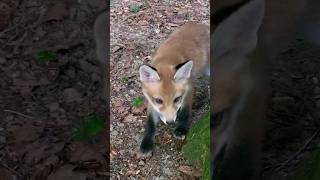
top-left (262, 38), bottom-right (320, 179)
top-left (0, 0), bottom-right (108, 179)
top-left (110, 0), bottom-right (209, 179)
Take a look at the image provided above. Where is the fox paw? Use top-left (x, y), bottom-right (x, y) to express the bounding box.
top-left (138, 139), bottom-right (153, 159)
top-left (174, 128), bottom-right (187, 140)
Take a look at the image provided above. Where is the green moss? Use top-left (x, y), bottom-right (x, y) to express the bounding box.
top-left (182, 112), bottom-right (210, 179)
top-left (72, 114), bottom-right (105, 143)
top-left (130, 3), bottom-right (139, 13)
top-left (133, 97), bottom-right (144, 107)
top-left (291, 148), bottom-right (320, 180)
top-left (34, 51), bottom-right (57, 63)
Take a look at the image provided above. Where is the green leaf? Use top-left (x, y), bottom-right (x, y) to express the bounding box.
top-left (72, 114), bottom-right (105, 143)
top-left (182, 112), bottom-right (210, 180)
top-left (291, 148), bottom-right (320, 180)
top-left (34, 51), bottom-right (57, 63)
top-left (133, 97), bottom-right (144, 107)
top-left (130, 3), bottom-right (139, 13)
top-left (143, 0), bottom-right (149, 7)
top-left (121, 76), bottom-right (129, 82)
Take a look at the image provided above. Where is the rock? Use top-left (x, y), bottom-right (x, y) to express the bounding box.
top-left (111, 130), bottom-right (118, 136)
top-left (48, 102), bottom-right (59, 112)
top-left (312, 77), bottom-right (319, 84)
top-left (91, 72), bottom-right (100, 82)
top-left (0, 57), bottom-right (6, 64)
top-left (163, 167), bottom-right (173, 176)
top-left (118, 123), bottom-right (124, 128)
top-left (66, 67), bottom-right (76, 79)
top-left (138, 160), bottom-right (145, 166)
top-left (0, 135), bottom-right (6, 144)
top-left (124, 114), bottom-right (137, 123)
top-left (63, 88), bottom-right (82, 102)
top-left (314, 86), bottom-right (320, 95)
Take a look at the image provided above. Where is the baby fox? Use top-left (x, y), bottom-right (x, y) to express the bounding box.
top-left (138, 22), bottom-right (209, 156)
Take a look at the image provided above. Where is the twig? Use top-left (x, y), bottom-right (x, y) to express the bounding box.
top-left (0, 160), bottom-right (22, 176)
top-left (3, 109), bottom-right (33, 119)
top-left (276, 129), bottom-right (320, 171)
top-left (121, 11), bottom-right (146, 22)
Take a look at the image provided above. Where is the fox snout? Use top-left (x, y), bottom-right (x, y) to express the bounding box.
top-left (159, 112), bottom-right (177, 125)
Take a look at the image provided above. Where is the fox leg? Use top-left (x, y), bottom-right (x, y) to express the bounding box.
top-left (140, 110), bottom-right (159, 155)
top-left (174, 105), bottom-right (191, 140)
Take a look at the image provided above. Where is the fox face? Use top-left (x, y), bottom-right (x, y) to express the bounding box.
top-left (139, 60), bottom-right (193, 124)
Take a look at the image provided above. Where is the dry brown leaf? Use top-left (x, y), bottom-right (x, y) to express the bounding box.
top-left (11, 124), bottom-right (41, 143)
top-left (43, 1), bottom-right (69, 22)
top-left (47, 164), bottom-right (87, 180)
top-left (177, 165), bottom-right (202, 177)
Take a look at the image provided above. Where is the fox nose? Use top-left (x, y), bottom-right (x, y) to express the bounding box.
top-left (166, 120), bottom-right (175, 126)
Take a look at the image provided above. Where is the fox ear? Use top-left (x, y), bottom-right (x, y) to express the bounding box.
top-left (139, 65), bottom-right (160, 83)
top-left (174, 60), bottom-right (193, 83)
top-left (213, 0), bottom-right (265, 59)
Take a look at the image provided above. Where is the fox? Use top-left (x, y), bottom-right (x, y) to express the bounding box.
top-left (138, 22), bottom-right (209, 156)
top-left (211, 0), bottom-right (320, 179)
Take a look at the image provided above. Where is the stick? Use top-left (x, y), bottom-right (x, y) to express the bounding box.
top-left (276, 129), bottom-right (320, 171)
top-left (3, 109), bottom-right (33, 119)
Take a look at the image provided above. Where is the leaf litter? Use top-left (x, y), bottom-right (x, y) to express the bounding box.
top-left (110, 0), bottom-right (209, 179)
top-left (0, 0), bottom-right (108, 179)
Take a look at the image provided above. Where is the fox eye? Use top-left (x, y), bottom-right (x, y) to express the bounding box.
top-left (174, 96), bottom-right (182, 103)
top-left (154, 98), bottom-right (163, 105)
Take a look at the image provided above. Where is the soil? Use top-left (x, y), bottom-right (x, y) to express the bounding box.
top-left (0, 0), bottom-right (108, 179)
top-left (263, 38), bottom-right (320, 179)
top-left (110, 0), bottom-right (209, 179)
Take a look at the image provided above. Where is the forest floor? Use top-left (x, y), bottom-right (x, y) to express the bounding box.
top-left (0, 0), bottom-right (109, 179)
top-left (110, 0), bottom-right (209, 179)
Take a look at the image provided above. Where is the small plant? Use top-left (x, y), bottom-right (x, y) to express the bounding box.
top-left (182, 112), bottom-right (210, 179)
top-left (121, 76), bottom-right (129, 82)
top-left (130, 3), bottom-right (139, 13)
top-left (72, 114), bottom-right (105, 143)
top-left (34, 51), bottom-right (57, 63)
top-left (133, 97), bottom-right (144, 107)
top-left (143, 0), bottom-right (149, 7)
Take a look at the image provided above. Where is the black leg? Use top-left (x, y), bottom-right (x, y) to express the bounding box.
top-left (140, 114), bottom-right (157, 154)
top-left (174, 105), bottom-right (191, 140)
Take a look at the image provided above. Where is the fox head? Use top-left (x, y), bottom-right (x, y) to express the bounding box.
top-left (139, 60), bottom-right (193, 124)
top-left (212, 0), bottom-right (265, 113)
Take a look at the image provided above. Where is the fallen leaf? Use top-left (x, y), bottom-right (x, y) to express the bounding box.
top-left (47, 164), bottom-right (87, 180)
top-left (177, 165), bottom-right (202, 177)
top-left (42, 1), bottom-right (69, 22)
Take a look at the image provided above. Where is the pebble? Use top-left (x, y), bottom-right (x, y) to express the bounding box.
top-left (138, 160), bottom-right (145, 166)
top-left (163, 167), bottom-right (173, 176)
top-left (0, 136), bottom-right (6, 144)
top-left (118, 123), bottom-right (124, 128)
top-left (312, 77), bottom-right (319, 84)
top-left (0, 57), bottom-right (6, 64)
top-left (314, 86), bottom-right (320, 95)
top-left (48, 102), bottom-right (60, 112)
top-left (63, 88), bottom-right (82, 102)
top-left (111, 130), bottom-right (119, 136)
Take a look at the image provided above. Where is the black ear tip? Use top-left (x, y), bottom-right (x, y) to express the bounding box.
top-left (175, 60), bottom-right (193, 70)
top-left (139, 64), bottom-right (158, 72)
